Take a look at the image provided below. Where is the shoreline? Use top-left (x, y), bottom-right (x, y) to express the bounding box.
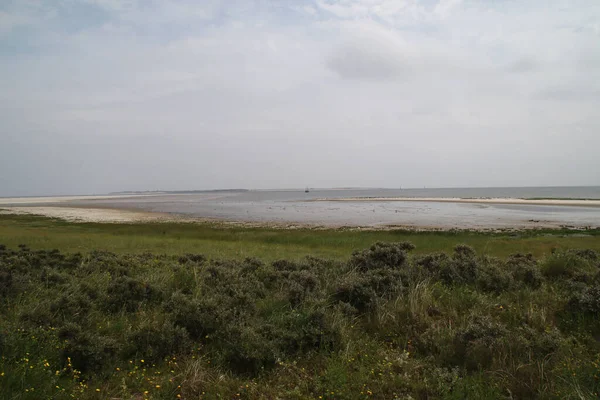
top-left (308, 197), bottom-right (600, 207)
top-left (1, 205), bottom-right (598, 232)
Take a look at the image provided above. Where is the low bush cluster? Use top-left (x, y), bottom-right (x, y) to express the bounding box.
top-left (1, 243), bottom-right (599, 399)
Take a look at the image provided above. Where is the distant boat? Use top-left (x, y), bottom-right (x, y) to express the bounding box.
top-left (305, 187), bottom-right (310, 193)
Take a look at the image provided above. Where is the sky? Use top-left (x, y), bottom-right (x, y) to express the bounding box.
top-left (1, 0), bottom-right (599, 196)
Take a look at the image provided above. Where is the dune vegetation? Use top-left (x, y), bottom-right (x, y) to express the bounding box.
top-left (1, 213), bottom-right (600, 261)
top-left (1, 233), bottom-right (600, 399)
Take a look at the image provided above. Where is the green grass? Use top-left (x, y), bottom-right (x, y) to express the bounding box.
top-left (1, 213), bottom-right (599, 261)
top-left (2, 240), bottom-right (600, 399)
top-left (2, 214), bottom-right (600, 399)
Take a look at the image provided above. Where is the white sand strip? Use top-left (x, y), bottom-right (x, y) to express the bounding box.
top-left (0, 206), bottom-right (175, 223)
top-left (309, 197), bottom-right (600, 207)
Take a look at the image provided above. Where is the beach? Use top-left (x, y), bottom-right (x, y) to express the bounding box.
top-left (1, 189), bottom-right (600, 229)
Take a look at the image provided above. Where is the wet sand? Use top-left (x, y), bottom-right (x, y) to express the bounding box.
top-left (1, 191), bottom-right (599, 230)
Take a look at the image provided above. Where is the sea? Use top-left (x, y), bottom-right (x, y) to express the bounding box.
top-left (54, 186), bottom-right (600, 229)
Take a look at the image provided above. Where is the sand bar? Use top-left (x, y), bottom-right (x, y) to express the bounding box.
top-left (309, 197), bottom-right (600, 207)
top-left (0, 206), bottom-right (176, 223)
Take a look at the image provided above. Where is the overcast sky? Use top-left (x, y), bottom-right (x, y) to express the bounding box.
top-left (1, 0), bottom-right (599, 196)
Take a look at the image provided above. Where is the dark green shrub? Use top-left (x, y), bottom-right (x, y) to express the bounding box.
top-left (218, 325), bottom-right (277, 375)
top-left (172, 266), bottom-right (197, 294)
top-left (333, 266), bottom-right (408, 312)
top-left (568, 285), bottom-right (600, 315)
top-left (124, 320), bottom-right (191, 362)
top-left (284, 270), bottom-right (319, 306)
top-left (507, 253), bottom-right (543, 289)
top-left (566, 249), bottom-right (598, 262)
top-left (476, 259), bottom-right (514, 294)
top-left (178, 253), bottom-right (206, 265)
top-left (0, 269), bottom-right (13, 297)
top-left (271, 309), bottom-right (341, 355)
top-left (414, 252), bottom-right (450, 275)
top-left (240, 257), bottom-right (264, 273)
top-left (50, 292), bottom-right (93, 322)
top-left (454, 244), bottom-right (476, 258)
top-left (58, 323), bottom-right (117, 373)
top-left (165, 292), bottom-right (221, 339)
top-left (289, 270), bottom-right (318, 291)
top-left (350, 242), bottom-right (414, 271)
top-left (18, 244), bottom-right (30, 252)
top-left (541, 252), bottom-right (595, 279)
top-left (84, 250), bottom-right (130, 276)
top-left (333, 274), bottom-right (377, 312)
top-left (78, 282), bottom-right (100, 300)
top-left (40, 267), bottom-right (69, 286)
top-left (272, 259), bottom-right (301, 272)
top-left (364, 268), bottom-right (409, 295)
top-left (439, 245), bottom-right (479, 285)
top-left (452, 316), bottom-right (507, 370)
top-left (20, 303), bottom-right (54, 326)
top-left (105, 276), bottom-right (159, 312)
top-left (514, 325), bottom-right (564, 358)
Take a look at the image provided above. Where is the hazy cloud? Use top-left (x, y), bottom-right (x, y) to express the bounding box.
top-left (1, 0), bottom-right (599, 196)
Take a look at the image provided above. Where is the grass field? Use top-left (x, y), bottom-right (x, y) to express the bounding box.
top-left (1, 213), bottom-right (600, 261)
top-left (1, 214), bottom-right (600, 399)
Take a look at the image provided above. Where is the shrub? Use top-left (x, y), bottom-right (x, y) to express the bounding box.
top-left (333, 274), bottom-right (377, 312)
top-left (218, 325), bottom-right (277, 375)
top-left (40, 268), bottom-right (69, 287)
top-left (333, 266), bottom-right (409, 312)
top-left (566, 249), bottom-right (598, 262)
top-left (269, 308), bottom-right (342, 356)
top-left (439, 245), bottom-right (479, 285)
top-left (451, 316), bottom-right (507, 370)
top-left (58, 323), bottom-right (117, 373)
top-left (284, 270), bottom-right (319, 306)
top-left (350, 242), bottom-right (414, 271)
top-left (50, 292), bottom-right (93, 322)
top-left (84, 250), bottom-right (130, 276)
top-left (541, 252), bottom-right (595, 280)
top-left (105, 276), bottom-right (159, 312)
top-left (20, 302), bottom-right (54, 326)
top-left (414, 252), bottom-right (450, 276)
top-left (475, 258), bottom-right (514, 294)
top-left (272, 259), bottom-right (301, 272)
top-left (178, 253), bottom-right (206, 265)
top-left (0, 269), bottom-right (13, 297)
top-left (172, 266), bottom-right (197, 294)
top-left (568, 285), bottom-right (600, 315)
top-left (124, 320), bottom-right (191, 362)
top-left (507, 253), bottom-right (543, 289)
top-left (165, 292), bottom-right (221, 339)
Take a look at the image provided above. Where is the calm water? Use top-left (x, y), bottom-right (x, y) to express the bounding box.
top-left (56, 186), bottom-right (600, 229)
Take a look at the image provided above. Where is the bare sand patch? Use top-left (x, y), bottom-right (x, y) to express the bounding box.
top-left (0, 206), bottom-right (176, 223)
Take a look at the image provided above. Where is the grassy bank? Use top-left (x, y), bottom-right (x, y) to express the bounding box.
top-left (2, 215), bottom-right (600, 398)
top-left (1, 213), bottom-right (600, 261)
top-left (1, 241), bottom-right (600, 399)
